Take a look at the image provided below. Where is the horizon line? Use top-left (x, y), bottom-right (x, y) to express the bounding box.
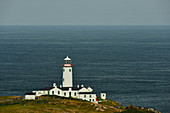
top-left (0, 24), bottom-right (170, 26)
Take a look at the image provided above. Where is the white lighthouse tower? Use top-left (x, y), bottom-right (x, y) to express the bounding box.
top-left (62, 56), bottom-right (73, 87)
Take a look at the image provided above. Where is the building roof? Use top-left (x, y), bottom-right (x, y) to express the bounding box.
top-left (25, 92), bottom-right (36, 95)
top-left (78, 92), bottom-right (96, 94)
top-left (40, 87), bottom-right (54, 90)
top-left (64, 56), bottom-right (71, 61)
top-left (58, 87), bottom-right (83, 91)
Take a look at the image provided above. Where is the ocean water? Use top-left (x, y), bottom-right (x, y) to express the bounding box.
top-left (0, 25), bottom-right (170, 113)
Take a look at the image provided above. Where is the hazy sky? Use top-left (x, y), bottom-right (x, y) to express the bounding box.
top-left (0, 0), bottom-right (170, 25)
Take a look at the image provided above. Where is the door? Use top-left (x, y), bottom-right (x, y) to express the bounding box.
top-left (69, 92), bottom-right (71, 98)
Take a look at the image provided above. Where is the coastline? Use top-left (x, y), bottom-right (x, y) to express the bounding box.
top-left (0, 96), bottom-right (161, 113)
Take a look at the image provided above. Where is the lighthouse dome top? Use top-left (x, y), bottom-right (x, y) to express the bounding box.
top-left (64, 56), bottom-right (71, 61)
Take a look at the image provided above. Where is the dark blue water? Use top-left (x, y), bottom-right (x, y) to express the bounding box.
top-left (0, 25), bottom-right (170, 112)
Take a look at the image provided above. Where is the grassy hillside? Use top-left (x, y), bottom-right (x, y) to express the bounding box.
top-left (0, 96), bottom-right (22, 101)
top-left (0, 96), bottom-right (159, 113)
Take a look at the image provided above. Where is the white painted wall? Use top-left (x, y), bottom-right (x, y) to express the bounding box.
top-left (25, 95), bottom-right (35, 100)
top-left (32, 90), bottom-right (49, 96)
top-left (49, 87), bottom-right (79, 98)
top-left (62, 91), bottom-right (69, 97)
top-left (100, 93), bottom-right (106, 100)
top-left (70, 91), bottom-right (78, 98)
top-left (49, 87), bottom-right (62, 96)
top-left (30, 85), bottom-right (98, 103)
top-left (63, 66), bottom-right (73, 87)
top-left (78, 94), bottom-right (97, 103)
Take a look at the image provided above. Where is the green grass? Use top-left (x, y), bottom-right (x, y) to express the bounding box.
top-left (99, 99), bottom-right (125, 109)
top-left (0, 96), bottom-right (124, 113)
top-left (0, 96), bottom-right (159, 113)
top-left (0, 96), bottom-right (22, 101)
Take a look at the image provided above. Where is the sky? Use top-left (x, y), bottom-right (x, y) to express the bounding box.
top-left (0, 0), bottom-right (170, 25)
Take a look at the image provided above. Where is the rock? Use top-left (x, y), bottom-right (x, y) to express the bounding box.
top-left (95, 107), bottom-right (105, 112)
top-left (126, 105), bottom-right (161, 113)
top-left (95, 108), bottom-right (99, 111)
top-left (94, 104), bottom-right (98, 107)
top-left (100, 108), bottom-right (104, 112)
top-left (116, 106), bottom-right (121, 109)
top-left (103, 106), bottom-right (107, 109)
top-left (117, 102), bottom-right (121, 105)
top-left (125, 105), bottom-right (141, 110)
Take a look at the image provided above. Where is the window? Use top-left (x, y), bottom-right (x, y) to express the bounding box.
top-left (63, 69), bottom-right (65, 72)
top-left (74, 92), bottom-right (76, 96)
top-left (69, 69), bottom-right (71, 72)
top-left (84, 95), bottom-right (86, 98)
top-left (52, 91), bottom-right (54, 95)
top-left (64, 92), bottom-right (66, 96)
top-left (89, 95), bottom-right (91, 98)
top-left (58, 91), bottom-right (60, 94)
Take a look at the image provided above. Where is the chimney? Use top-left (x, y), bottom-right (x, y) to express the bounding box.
top-left (60, 84), bottom-right (62, 88)
top-left (53, 83), bottom-right (56, 87)
top-left (77, 84), bottom-right (79, 88)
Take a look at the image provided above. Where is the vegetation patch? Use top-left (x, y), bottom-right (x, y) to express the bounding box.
top-left (0, 96), bottom-right (160, 113)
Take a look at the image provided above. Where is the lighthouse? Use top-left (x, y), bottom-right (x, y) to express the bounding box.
top-left (62, 56), bottom-right (73, 87)
top-left (26, 55), bottom-right (106, 103)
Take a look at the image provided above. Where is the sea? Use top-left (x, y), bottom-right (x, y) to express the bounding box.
top-left (0, 25), bottom-right (170, 113)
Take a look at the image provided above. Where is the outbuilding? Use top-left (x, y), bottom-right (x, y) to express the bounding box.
top-left (25, 92), bottom-right (36, 100)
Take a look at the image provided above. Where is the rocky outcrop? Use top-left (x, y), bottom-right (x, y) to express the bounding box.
top-left (125, 105), bottom-right (161, 113)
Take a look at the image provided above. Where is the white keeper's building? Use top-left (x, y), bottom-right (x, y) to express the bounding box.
top-left (25, 56), bottom-right (106, 103)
